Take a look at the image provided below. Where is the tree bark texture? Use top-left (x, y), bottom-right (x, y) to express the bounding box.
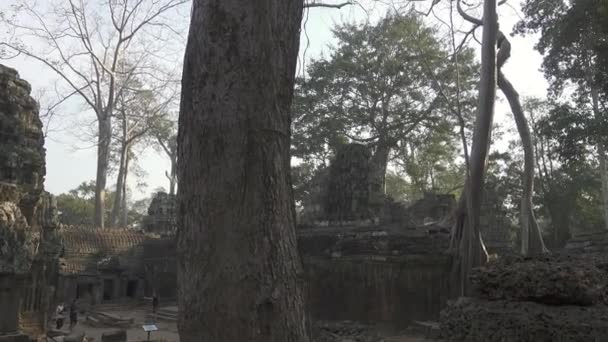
top-left (94, 115), bottom-right (111, 229)
top-left (120, 147), bottom-right (130, 227)
top-left (110, 140), bottom-right (128, 227)
top-left (590, 83), bottom-right (608, 230)
top-left (370, 139), bottom-right (391, 193)
top-left (168, 153), bottom-right (177, 195)
top-left (449, 0), bottom-right (497, 296)
top-left (177, 1), bottom-right (309, 341)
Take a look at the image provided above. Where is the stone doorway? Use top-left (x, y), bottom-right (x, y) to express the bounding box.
top-left (126, 280), bottom-right (138, 298)
top-left (103, 279), bottom-right (114, 301)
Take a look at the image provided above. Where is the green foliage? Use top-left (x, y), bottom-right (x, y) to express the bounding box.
top-left (55, 181), bottom-right (143, 227)
top-left (515, 0), bottom-right (608, 102)
top-left (291, 162), bottom-right (318, 205)
top-left (522, 98), bottom-right (606, 246)
top-left (293, 13), bottom-right (476, 159)
top-left (293, 12), bottom-right (477, 199)
top-left (515, 1), bottom-right (608, 241)
top-left (385, 171), bottom-right (410, 201)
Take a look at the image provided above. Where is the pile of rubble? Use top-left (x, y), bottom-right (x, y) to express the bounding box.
top-left (440, 255), bottom-right (608, 341)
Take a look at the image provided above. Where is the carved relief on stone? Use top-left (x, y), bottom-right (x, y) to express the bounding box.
top-left (0, 202), bottom-right (39, 275)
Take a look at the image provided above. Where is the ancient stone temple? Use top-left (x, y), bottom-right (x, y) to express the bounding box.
top-left (0, 64), bottom-right (62, 341)
top-left (297, 143), bottom-right (453, 327)
top-left (300, 143), bottom-right (386, 225)
top-left (142, 191), bottom-right (176, 235)
top-left (54, 226), bottom-right (178, 307)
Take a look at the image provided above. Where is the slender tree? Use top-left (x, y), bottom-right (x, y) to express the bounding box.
top-left (109, 74), bottom-right (176, 227)
top-left (177, 0), bottom-right (309, 341)
top-left (448, 0), bottom-right (498, 296)
top-left (0, 0), bottom-right (187, 228)
top-left (516, 0), bottom-right (608, 230)
top-left (496, 31), bottom-right (548, 255)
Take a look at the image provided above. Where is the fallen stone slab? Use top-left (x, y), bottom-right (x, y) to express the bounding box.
top-left (440, 297), bottom-right (608, 342)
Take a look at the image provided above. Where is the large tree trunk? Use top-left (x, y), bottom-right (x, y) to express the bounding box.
top-left (94, 115), bottom-right (111, 229)
top-left (371, 138), bottom-right (391, 193)
top-left (590, 84), bottom-right (608, 230)
top-left (450, 0), bottom-right (497, 297)
top-left (176, 0), bottom-right (309, 341)
top-left (111, 109), bottom-right (129, 227)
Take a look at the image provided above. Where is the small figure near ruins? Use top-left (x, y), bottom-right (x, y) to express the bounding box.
top-left (69, 299), bottom-right (78, 330)
top-left (55, 302), bottom-right (65, 330)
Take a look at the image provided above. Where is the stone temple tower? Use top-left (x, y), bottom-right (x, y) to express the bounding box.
top-left (0, 64), bottom-right (62, 341)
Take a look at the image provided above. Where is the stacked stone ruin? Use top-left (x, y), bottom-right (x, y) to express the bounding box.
top-left (295, 143), bottom-right (457, 327)
top-left (0, 64), bottom-right (63, 341)
top-left (142, 191), bottom-right (177, 235)
top-left (440, 254), bottom-right (608, 341)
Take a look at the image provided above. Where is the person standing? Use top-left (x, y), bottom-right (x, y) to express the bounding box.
top-left (55, 302), bottom-right (65, 330)
top-left (152, 294), bottom-right (159, 314)
top-left (69, 299), bottom-right (78, 330)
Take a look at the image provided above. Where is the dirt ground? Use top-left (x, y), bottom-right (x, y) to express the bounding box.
top-left (52, 307), bottom-right (179, 342)
top-left (51, 306), bottom-right (438, 342)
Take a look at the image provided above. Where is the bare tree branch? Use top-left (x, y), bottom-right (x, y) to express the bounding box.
top-left (304, 1), bottom-right (354, 8)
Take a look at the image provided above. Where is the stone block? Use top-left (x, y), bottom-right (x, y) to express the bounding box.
top-left (100, 330), bottom-right (126, 342)
top-left (64, 332), bottom-right (85, 342)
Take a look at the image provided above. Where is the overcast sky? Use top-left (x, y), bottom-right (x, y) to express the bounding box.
top-left (1, 0), bottom-right (548, 200)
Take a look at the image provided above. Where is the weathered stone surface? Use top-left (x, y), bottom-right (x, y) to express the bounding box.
top-left (471, 256), bottom-right (607, 306)
top-left (0, 64), bottom-right (59, 339)
top-left (300, 225), bottom-right (451, 327)
top-left (101, 329), bottom-right (127, 342)
top-left (565, 231), bottom-right (608, 254)
top-left (440, 297), bottom-right (608, 342)
top-left (142, 191), bottom-right (176, 235)
top-left (312, 321), bottom-right (382, 342)
top-left (0, 64), bottom-right (45, 215)
top-left (64, 332), bottom-right (85, 342)
top-left (325, 143), bottom-right (379, 221)
top-left (0, 334), bottom-right (29, 342)
top-left (0, 202), bottom-right (38, 275)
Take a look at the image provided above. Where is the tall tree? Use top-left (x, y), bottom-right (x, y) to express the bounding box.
top-left (177, 0), bottom-right (309, 341)
top-left (109, 73), bottom-right (176, 227)
top-left (0, 0), bottom-right (187, 228)
top-left (153, 119), bottom-right (178, 195)
top-left (531, 99), bottom-right (606, 244)
top-left (516, 0), bottom-right (608, 230)
top-left (495, 30), bottom-right (548, 255)
top-left (293, 13), bottom-right (478, 189)
top-left (449, 0), bottom-right (498, 296)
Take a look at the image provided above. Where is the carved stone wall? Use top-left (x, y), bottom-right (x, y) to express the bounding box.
top-left (299, 225), bottom-right (451, 327)
top-left (325, 144), bottom-right (375, 221)
top-left (143, 192), bottom-right (176, 235)
top-left (0, 64), bottom-right (61, 339)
